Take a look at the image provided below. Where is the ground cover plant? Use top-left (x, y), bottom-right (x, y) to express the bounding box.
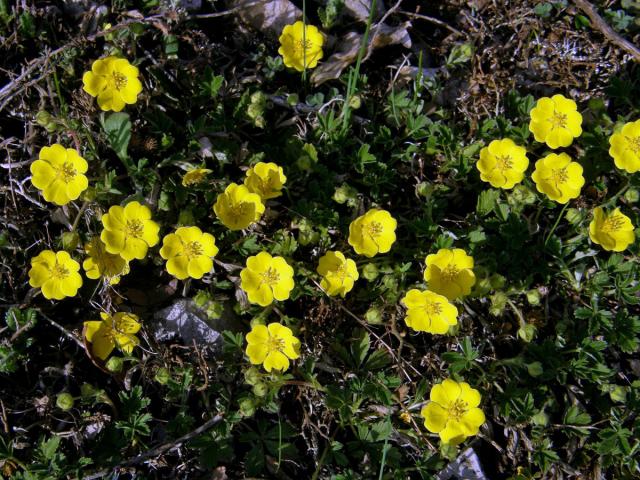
top-left (1, 0), bottom-right (640, 478)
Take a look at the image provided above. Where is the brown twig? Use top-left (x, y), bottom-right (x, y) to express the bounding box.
top-left (398, 9), bottom-right (464, 37)
top-left (573, 0), bottom-right (640, 62)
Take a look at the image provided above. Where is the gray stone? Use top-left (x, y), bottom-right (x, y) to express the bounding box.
top-left (152, 299), bottom-right (238, 353)
top-left (436, 448), bottom-right (488, 480)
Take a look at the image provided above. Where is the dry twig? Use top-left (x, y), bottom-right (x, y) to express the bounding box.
top-left (573, 0), bottom-right (640, 62)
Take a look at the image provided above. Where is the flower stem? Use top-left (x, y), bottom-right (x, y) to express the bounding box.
top-left (544, 202), bottom-right (569, 246)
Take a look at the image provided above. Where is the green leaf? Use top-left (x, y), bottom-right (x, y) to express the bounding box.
top-left (350, 329), bottom-right (370, 368)
top-left (476, 189), bottom-right (500, 216)
top-left (101, 112), bottom-right (132, 167)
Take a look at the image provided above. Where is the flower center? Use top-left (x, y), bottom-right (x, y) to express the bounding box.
top-left (111, 71), bottom-right (128, 90)
top-left (335, 263), bottom-right (348, 280)
top-left (495, 155), bottom-right (513, 172)
top-left (184, 241), bottom-right (203, 259)
top-left (365, 221), bottom-right (383, 238)
top-left (230, 202), bottom-right (251, 219)
top-left (441, 264), bottom-right (459, 281)
top-left (261, 267), bottom-right (280, 286)
top-left (295, 38), bottom-right (313, 54)
top-left (626, 136), bottom-right (640, 155)
top-left (550, 111), bottom-right (568, 129)
top-left (57, 162), bottom-right (77, 183)
top-left (550, 167), bottom-right (569, 185)
top-left (267, 335), bottom-right (286, 353)
top-left (602, 214), bottom-right (625, 233)
top-left (51, 263), bottom-right (70, 279)
top-left (125, 219), bottom-right (144, 239)
top-left (448, 399), bottom-right (468, 421)
top-left (423, 300), bottom-right (442, 316)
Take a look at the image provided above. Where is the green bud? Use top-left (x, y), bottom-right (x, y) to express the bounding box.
top-left (489, 292), bottom-right (508, 316)
top-left (489, 274), bottom-right (506, 290)
top-left (105, 356), bottom-right (124, 373)
top-left (206, 301), bottom-right (223, 320)
top-left (252, 382), bottom-right (267, 397)
top-left (80, 383), bottom-right (96, 398)
top-left (517, 324), bottom-right (537, 343)
top-left (332, 184), bottom-right (357, 205)
top-left (349, 95), bottom-right (362, 109)
top-left (35, 110), bottom-right (52, 126)
top-left (193, 290), bottom-right (210, 308)
top-left (244, 367), bottom-right (261, 386)
top-left (365, 307), bottom-right (383, 325)
top-left (296, 155), bottom-right (312, 171)
top-left (624, 188), bottom-right (639, 203)
top-left (416, 182), bottom-right (433, 198)
top-left (239, 397), bottom-right (256, 417)
top-left (287, 93), bottom-right (299, 106)
top-left (526, 361), bottom-right (543, 377)
top-left (362, 263), bottom-right (379, 282)
top-left (80, 186), bottom-right (96, 202)
top-left (56, 392), bottom-right (74, 411)
top-left (155, 368), bottom-right (171, 385)
top-left (61, 231), bottom-right (80, 251)
top-left (526, 289), bottom-right (541, 306)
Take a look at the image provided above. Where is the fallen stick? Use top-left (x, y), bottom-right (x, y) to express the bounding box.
top-left (573, 0), bottom-right (640, 62)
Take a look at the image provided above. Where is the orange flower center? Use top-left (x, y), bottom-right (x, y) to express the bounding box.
top-left (184, 241), bottom-right (203, 259)
top-left (601, 214), bottom-right (625, 233)
top-left (125, 219), bottom-right (144, 239)
top-left (626, 135), bottom-right (640, 155)
top-left (550, 167), bottom-right (569, 185)
top-left (441, 264), bottom-right (460, 281)
top-left (267, 334), bottom-right (286, 353)
top-left (261, 267), bottom-right (280, 286)
top-left (364, 221), bottom-right (383, 238)
top-left (423, 300), bottom-right (442, 316)
top-left (550, 111), bottom-right (568, 129)
top-left (51, 263), bottom-right (70, 280)
top-left (57, 162), bottom-right (77, 183)
top-left (448, 399), bottom-right (468, 420)
top-left (495, 155), bottom-right (513, 171)
top-left (111, 71), bottom-right (128, 90)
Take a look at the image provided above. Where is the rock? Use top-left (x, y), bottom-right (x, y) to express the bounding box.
top-left (152, 299), bottom-right (240, 353)
top-left (436, 448), bottom-right (488, 480)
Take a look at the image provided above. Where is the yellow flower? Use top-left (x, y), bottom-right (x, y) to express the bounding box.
top-left (529, 94), bottom-right (582, 149)
top-left (159, 226), bottom-right (219, 280)
top-left (240, 251), bottom-right (295, 306)
top-left (609, 120), bottom-right (640, 173)
top-left (244, 162), bottom-right (287, 200)
top-left (424, 248), bottom-right (475, 301)
top-left (317, 251), bottom-right (359, 298)
top-left (84, 312), bottom-right (141, 360)
top-left (421, 379), bottom-right (485, 445)
top-left (83, 237), bottom-right (130, 285)
top-left (245, 322), bottom-right (300, 372)
top-left (476, 139), bottom-right (529, 189)
top-left (182, 168), bottom-right (212, 187)
top-left (82, 56), bottom-right (143, 112)
top-left (589, 207), bottom-right (635, 252)
top-left (401, 289), bottom-right (458, 334)
top-left (100, 201), bottom-right (160, 261)
top-left (348, 209), bottom-right (397, 258)
top-left (30, 144), bottom-right (88, 206)
top-left (28, 250), bottom-right (83, 300)
top-left (531, 153), bottom-right (584, 204)
top-left (213, 183), bottom-right (265, 231)
top-left (278, 21), bottom-right (324, 72)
